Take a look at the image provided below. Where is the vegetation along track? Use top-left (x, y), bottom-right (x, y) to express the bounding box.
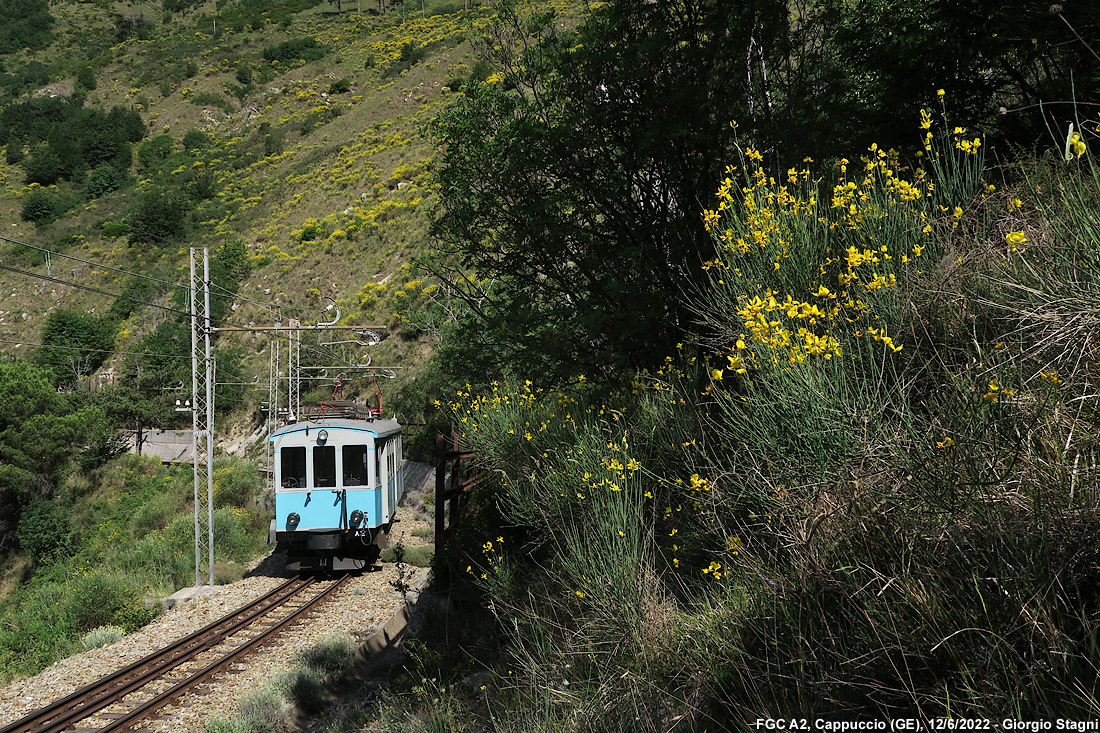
top-left (1, 575), bottom-right (352, 733)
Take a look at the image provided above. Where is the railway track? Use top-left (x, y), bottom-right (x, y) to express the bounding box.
top-left (1, 574), bottom-right (352, 733)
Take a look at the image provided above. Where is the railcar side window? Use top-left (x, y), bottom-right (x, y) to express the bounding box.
top-left (343, 445), bottom-right (368, 486)
top-left (314, 445), bottom-right (337, 488)
top-left (281, 447), bottom-right (306, 488)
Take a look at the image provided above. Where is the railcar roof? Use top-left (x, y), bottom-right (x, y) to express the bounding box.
top-left (270, 418), bottom-right (403, 441)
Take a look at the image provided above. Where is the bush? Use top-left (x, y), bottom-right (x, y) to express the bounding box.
top-left (127, 188), bottom-right (191, 244)
top-left (75, 66), bottom-right (97, 91)
top-left (20, 186), bottom-right (66, 224)
top-left (100, 220), bottom-right (129, 238)
top-left (129, 492), bottom-right (179, 537)
top-left (328, 78), bottom-right (350, 94)
top-left (212, 458), bottom-right (262, 509)
top-left (136, 133), bottom-right (174, 173)
top-left (112, 598), bottom-right (158, 633)
top-left (84, 163), bottom-right (127, 198)
top-left (64, 571), bottom-right (138, 632)
top-left (294, 633), bottom-right (355, 682)
top-left (108, 105), bottom-right (147, 144)
top-left (273, 667), bottom-right (325, 714)
top-left (261, 37), bottom-right (326, 67)
top-left (21, 145), bottom-right (64, 186)
top-left (211, 506), bottom-right (262, 560)
top-left (5, 139), bottom-right (22, 164)
top-left (18, 500), bottom-right (71, 563)
top-left (182, 128), bottom-right (209, 151)
top-left (108, 274), bottom-right (166, 322)
top-left (80, 625), bottom-right (124, 650)
top-left (381, 543), bottom-right (433, 567)
top-left (189, 92), bottom-right (236, 115)
top-left (235, 688), bottom-right (287, 733)
top-left (204, 717), bottom-right (250, 733)
top-left (384, 42), bottom-right (426, 77)
top-left (0, 584), bottom-right (76, 679)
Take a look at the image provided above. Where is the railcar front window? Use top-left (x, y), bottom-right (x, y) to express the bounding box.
top-left (314, 445), bottom-right (337, 488)
top-left (281, 447), bottom-right (306, 488)
top-left (343, 445), bottom-right (368, 486)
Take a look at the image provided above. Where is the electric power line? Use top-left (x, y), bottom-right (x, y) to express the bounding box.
top-left (0, 337), bottom-right (192, 360)
top-left (1, 235), bottom-right (189, 295)
top-left (0, 235), bottom-right (328, 316)
top-left (0, 260), bottom-right (336, 333)
top-left (0, 260), bottom-right (196, 320)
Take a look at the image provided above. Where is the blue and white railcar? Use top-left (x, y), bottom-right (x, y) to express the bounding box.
top-left (270, 416), bottom-right (404, 566)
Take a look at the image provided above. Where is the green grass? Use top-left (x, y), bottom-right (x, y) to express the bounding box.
top-left (381, 542), bottom-right (433, 567)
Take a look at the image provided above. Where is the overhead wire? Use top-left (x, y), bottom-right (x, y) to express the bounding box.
top-left (0, 337), bottom-right (192, 360)
top-left (0, 235), bottom-right (328, 317)
top-left (1, 241), bottom-right (378, 400)
top-left (0, 260), bottom-right (334, 331)
top-left (0, 235), bottom-right (188, 294)
top-left (0, 260), bottom-right (196, 320)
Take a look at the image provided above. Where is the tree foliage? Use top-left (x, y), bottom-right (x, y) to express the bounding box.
top-left (262, 37), bottom-right (327, 66)
top-left (17, 500), bottom-right (70, 563)
top-left (814, 0), bottom-right (1100, 155)
top-left (428, 0), bottom-right (1100, 388)
top-left (430, 0), bottom-right (788, 385)
top-left (0, 359), bottom-right (122, 550)
top-left (37, 309), bottom-right (115, 384)
top-left (0, 0), bottom-right (53, 54)
top-left (20, 186), bottom-right (67, 225)
top-left (0, 99), bottom-right (145, 187)
top-left (127, 188), bottom-right (192, 244)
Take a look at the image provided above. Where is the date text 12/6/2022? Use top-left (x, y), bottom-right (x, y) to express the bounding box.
top-left (752, 721), bottom-right (1100, 732)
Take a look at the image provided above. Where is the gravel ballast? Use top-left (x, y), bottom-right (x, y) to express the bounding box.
top-left (0, 513), bottom-right (435, 730)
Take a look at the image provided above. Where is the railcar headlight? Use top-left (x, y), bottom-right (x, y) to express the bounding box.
top-left (317, 429), bottom-right (329, 445)
top-left (349, 510), bottom-right (364, 528)
top-left (287, 512), bottom-right (300, 529)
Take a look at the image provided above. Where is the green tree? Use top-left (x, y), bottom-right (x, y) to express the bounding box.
top-left (428, 0), bottom-right (788, 386)
top-left (815, 0), bottom-right (1100, 154)
top-left (20, 186), bottom-right (66, 225)
top-left (0, 360), bottom-right (122, 549)
top-left (17, 500), bottom-right (70, 563)
top-left (101, 381), bottom-right (168, 457)
top-left (37, 309), bottom-right (115, 384)
top-left (0, 0), bottom-right (53, 53)
top-left (427, 0), bottom-right (1100, 389)
top-left (108, 105), bottom-right (147, 144)
top-left (4, 139), bottom-right (22, 165)
top-left (127, 188), bottom-right (191, 244)
top-left (22, 144), bottom-right (64, 186)
top-left (84, 163), bottom-right (127, 198)
top-left (79, 108), bottom-right (132, 170)
top-left (75, 65), bottom-right (97, 91)
top-left (136, 133), bottom-right (174, 173)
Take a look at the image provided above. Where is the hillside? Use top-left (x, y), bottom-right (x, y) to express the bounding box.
top-left (0, 0), bottom-right (508, 417)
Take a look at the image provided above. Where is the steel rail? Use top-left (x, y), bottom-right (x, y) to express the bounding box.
top-left (97, 574), bottom-right (352, 732)
top-left (0, 577), bottom-right (312, 733)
